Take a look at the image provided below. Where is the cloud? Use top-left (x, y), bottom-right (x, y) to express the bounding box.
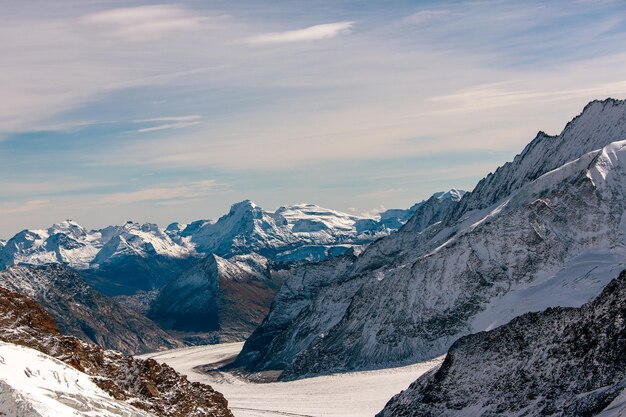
top-left (134, 115), bottom-right (203, 123)
top-left (428, 80), bottom-right (626, 113)
top-left (403, 10), bottom-right (450, 24)
top-left (80, 5), bottom-right (204, 42)
top-left (134, 115), bottom-right (203, 133)
top-left (97, 180), bottom-right (217, 205)
top-left (133, 115), bottom-right (203, 133)
top-left (0, 200), bottom-right (49, 216)
top-left (245, 21), bottom-right (355, 44)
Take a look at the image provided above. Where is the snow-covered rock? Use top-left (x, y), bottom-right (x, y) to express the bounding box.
top-left (234, 98), bottom-right (626, 380)
top-left (0, 264), bottom-right (181, 354)
top-left (0, 342), bottom-right (154, 417)
top-left (378, 270), bottom-right (626, 417)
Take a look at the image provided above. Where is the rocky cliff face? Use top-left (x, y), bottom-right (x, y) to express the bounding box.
top-left (0, 286), bottom-right (234, 417)
top-left (378, 270), bottom-right (626, 417)
top-left (235, 98), bottom-right (626, 380)
top-left (149, 253), bottom-right (286, 340)
top-left (0, 264), bottom-right (181, 354)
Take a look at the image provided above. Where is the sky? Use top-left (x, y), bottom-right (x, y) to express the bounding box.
top-left (2, 0), bottom-right (626, 237)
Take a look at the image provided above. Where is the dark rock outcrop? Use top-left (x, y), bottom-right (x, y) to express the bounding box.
top-left (378, 270), bottom-right (626, 417)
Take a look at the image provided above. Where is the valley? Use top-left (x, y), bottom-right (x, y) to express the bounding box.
top-left (139, 342), bottom-right (443, 417)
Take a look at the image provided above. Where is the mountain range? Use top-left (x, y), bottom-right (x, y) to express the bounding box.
top-left (234, 98), bottom-right (626, 381)
top-left (0, 201), bottom-right (422, 296)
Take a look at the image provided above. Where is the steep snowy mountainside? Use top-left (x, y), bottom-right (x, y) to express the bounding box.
top-left (149, 253), bottom-right (285, 340)
top-left (235, 99), bottom-right (626, 381)
top-left (0, 342), bottom-right (154, 417)
top-left (378, 270), bottom-right (626, 417)
top-left (449, 98), bottom-right (626, 221)
top-left (0, 264), bottom-right (181, 354)
top-left (0, 286), bottom-right (234, 417)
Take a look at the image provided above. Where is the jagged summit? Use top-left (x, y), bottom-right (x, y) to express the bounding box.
top-left (449, 97), bottom-right (626, 221)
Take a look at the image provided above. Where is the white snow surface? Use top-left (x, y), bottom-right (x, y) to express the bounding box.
top-left (0, 342), bottom-right (153, 417)
top-left (139, 342), bottom-right (442, 417)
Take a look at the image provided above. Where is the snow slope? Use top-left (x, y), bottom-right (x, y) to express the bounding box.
top-left (235, 98), bottom-right (626, 380)
top-left (0, 342), bottom-right (153, 417)
top-left (140, 342), bottom-right (443, 417)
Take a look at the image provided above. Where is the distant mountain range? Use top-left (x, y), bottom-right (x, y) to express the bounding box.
top-left (0, 199), bottom-right (444, 346)
top-left (234, 98), bottom-right (626, 381)
top-left (0, 201), bottom-right (430, 295)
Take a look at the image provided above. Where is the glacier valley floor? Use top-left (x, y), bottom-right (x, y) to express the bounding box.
top-left (139, 342), bottom-right (443, 417)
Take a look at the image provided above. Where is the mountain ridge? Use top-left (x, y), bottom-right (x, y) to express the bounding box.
top-left (233, 97), bottom-right (626, 380)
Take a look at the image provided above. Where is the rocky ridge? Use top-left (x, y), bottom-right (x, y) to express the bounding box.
top-left (378, 270), bottom-right (626, 417)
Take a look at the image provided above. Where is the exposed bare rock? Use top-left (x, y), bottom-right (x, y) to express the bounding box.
top-left (378, 270), bottom-right (626, 417)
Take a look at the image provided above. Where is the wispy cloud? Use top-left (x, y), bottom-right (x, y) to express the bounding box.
top-left (134, 115), bottom-right (203, 133)
top-left (97, 180), bottom-right (217, 205)
top-left (135, 115), bottom-right (203, 123)
top-left (0, 200), bottom-right (49, 216)
top-left (245, 21), bottom-right (355, 44)
top-left (403, 10), bottom-right (450, 24)
top-left (80, 5), bottom-right (204, 42)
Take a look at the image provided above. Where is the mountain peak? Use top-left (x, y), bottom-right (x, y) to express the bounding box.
top-left (230, 199), bottom-right (258, 213)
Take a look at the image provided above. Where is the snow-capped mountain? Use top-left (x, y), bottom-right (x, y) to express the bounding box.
top-left (234, 98), bottom-right (626, 380)
top-left (0, 220), bottom-right (190, 271)
top-left (149, 253), bottom-right (285, 340)
top-left (378, 270), bottom-right (626, 417)
top-left (0, 202), bottom-right (421, 295)
top-left (167, 200), bottom-right (408, 262)
top-left (148, 195), bottom-right (464, 342)
top-left (0, 286), bottom-right (233, 417)
top-left (0, 220), bottom-right (195, 295)
top-left (0, 264), bottom-right (181, 354)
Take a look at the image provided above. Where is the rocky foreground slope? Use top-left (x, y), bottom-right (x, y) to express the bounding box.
top-left (0, 286), bottom-right (233, 417)
top-left (234, 98), bottom-right (626, 380)
top-left (378, 270), bottom-right (626, 417)
top-left (0, 264), bottom-right (181, 354)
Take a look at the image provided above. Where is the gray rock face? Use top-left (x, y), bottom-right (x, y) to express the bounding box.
top-left (0, 264), bottom-right (181, 354)
top-left (235, 98), bottom-right (626, 380)
top-left (149, 253), bottom-right (285, 339)
top-left (378, 270), bottom-right (626, 417)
